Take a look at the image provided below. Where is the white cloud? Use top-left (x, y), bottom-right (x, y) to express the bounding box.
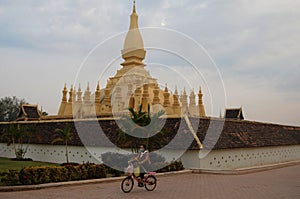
top-left (0, 0), bottom-right (299, 126)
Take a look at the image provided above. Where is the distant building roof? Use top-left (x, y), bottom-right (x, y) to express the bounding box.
top-left (225, 108), bottom-right (244, 120)
top-left (16, 104), bottom-right (42, 121)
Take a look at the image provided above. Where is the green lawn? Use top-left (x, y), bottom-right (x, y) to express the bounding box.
top-left (0, 157), bottom-right (58, 172)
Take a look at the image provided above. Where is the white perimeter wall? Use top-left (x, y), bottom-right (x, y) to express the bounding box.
top-left (1, 143), bottom-right (299, 170)
top-left (181, 145), bottom-right (300, 170)
top-left (0, 143), bottom-right (130, 164)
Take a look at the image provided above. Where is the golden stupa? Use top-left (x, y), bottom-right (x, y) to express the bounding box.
top-left (56, 1), bottom-right (206, 119)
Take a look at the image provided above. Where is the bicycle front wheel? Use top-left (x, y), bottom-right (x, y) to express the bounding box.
top-left (145, 175), bottom-right (157, 191)
top-left (121, 176), bottom-right (134, 193)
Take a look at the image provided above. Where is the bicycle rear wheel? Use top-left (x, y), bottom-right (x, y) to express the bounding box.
top-left (121, 176), bottom-right (134, 193)
top-left (144, 175), bottom-right (157, 191)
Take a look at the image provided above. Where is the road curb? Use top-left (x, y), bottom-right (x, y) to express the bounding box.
top-left (0, 170), bottom-right (192, 192)
top-left (192, 160), bottom-right (300, 175)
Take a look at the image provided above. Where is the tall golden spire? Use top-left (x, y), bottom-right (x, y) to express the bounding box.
top-left (62, 83), bottom-right (68, 102)
top-left (130, 0), bottom-right (138, 29)
top-left (77, 84), bottom-right (83, 103)
top-left (181, 87), bottom-right (188, 114)
top-left (95, 82), bottom-right (101, 104)
top-left (84, 82), bottom-right (91, 104)
top-left (173, 86), bottom-right (180, 108)
top-left (133, 0), bottom-right (136, 14)
top-left (121, 0), bottom-right (146, 67)
top-left (152, 84), bottom-right (160, 105)
top-left (198, 87), bottom-right (206, 117)
top-left (163, 84), bottom-right (171, 107)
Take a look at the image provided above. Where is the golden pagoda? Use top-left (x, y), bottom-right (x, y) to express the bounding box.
top-left (56, 1), bottom-right (206, 119)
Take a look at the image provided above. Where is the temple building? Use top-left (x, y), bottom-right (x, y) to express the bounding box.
top-left (56, 1), bottom-right (206, 119)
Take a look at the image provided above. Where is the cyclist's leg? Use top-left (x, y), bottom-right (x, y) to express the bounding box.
top-left (140, 164), bottom-right (148, 179)
top-left (138, 165), bottom-right (146, 187)
top-left (140, 172), bottom-right (145, 179)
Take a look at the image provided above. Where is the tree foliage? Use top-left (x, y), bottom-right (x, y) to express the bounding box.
top-left (117, 104), bottom-right (165, 152)
top-left (51, 125), bottom-right (73, 163)
top-left (1, 124), bottom-right (31, 159)
top-left (0, 96), bottom-right (27, 122)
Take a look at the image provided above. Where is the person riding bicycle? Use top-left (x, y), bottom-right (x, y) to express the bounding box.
top-left (134, 144), bottom-right (151, 187)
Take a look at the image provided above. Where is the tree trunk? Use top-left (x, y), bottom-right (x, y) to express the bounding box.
top-left (65, 141), bottom-right (69, 163)
top-left (12, 138), bottom-right (17, 158)
top-left (146, 131), bottom-right (149, 151)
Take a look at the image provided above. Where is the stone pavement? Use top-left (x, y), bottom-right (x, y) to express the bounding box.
top-left (0, 165), bottom-right (299, 199)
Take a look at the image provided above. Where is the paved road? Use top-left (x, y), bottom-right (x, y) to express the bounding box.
top-left (1, 165), bottom-right (299, 199)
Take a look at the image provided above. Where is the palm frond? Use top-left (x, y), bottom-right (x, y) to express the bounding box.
top-left (55, 128), bottom-right (63, 134)
top-left (51, 137), bottom-right (64, 144)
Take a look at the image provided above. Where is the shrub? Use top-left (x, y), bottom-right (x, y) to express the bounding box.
top-left (150, 162), bottom-right (169, 172)
top-left (101, 152), bottom-right (135, 175)
top-left (101, 152), bottom-right (167, 170)
top-left (101, 152), bottom-right (184, 175)
top-left (94, 164), bottom-right (107, 178)
top-left (19, 167), bottom-right (36, 185)
top-left (172, 160), bottom-right (184, 171)
top-left (103, 165), bottom-right (123, 177)
top-left (65, 165), bottom-right (80, 181)
top-left (155, 160), bottom-right (184, 173)
top-left (60, 162), bottom-right (79, 166)
top-left (149, 153), bottom-right (166, 164)
top-left (0, 170), bottom-right (20, 186)
top-left (0, 160), bottom-right (183, 186)
top-left (18, 163), bottom-right (106, 185)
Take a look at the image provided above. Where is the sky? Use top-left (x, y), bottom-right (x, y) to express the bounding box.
top-left (0, 0), bottom-right (299, 126)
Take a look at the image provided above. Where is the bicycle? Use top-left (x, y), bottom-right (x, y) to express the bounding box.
top-left (121, 160), bottom-right (157, 193)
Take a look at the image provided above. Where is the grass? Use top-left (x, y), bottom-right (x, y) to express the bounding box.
top-left (0, 157), bottom-right (58, 172)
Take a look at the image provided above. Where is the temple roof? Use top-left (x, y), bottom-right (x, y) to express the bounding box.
top-left (17, 104), bottom-right (42, 121)
top-left (225, 108), bottom-right (244, 120)
top-left (192, 118), bottom-right (300, 150)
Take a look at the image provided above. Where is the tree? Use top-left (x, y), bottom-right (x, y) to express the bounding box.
top-left (51, 125), bottom-right (73, 163)
top-left (42, 111), bottom-right (48, 116)
top-left (118, 104), bottom-right (165, 152)
top-left (2, 124), bottom-right (30, 160)
top-left (0, 96), bottom-right (27, 122)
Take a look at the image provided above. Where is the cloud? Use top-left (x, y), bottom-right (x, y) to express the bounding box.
top-left (0, 0), bottom-right (129, 52)
top-left (0, 0), bottom-right (299, 126)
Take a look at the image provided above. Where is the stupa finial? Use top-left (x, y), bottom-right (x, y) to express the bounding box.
top-left (121, 0), bottom-right (146, 67)
top-left (133, 0), bottom-right (136, 13)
